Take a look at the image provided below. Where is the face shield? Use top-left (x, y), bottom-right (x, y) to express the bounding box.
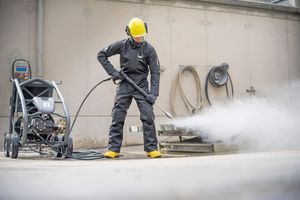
top-left (132, 36), bottom-right (145, 43)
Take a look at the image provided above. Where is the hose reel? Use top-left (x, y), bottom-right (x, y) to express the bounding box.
top-left (208, 63), bottom-right (229, 87)
top-left (205, 63), bottom-right (234, 105)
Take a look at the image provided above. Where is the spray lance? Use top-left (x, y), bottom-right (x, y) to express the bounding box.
top-left (118, 70), bottom-right (173, 119)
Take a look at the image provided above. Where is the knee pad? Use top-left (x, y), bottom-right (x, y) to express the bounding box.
top-left (140, 111), bottom-right (155, 122)
top-left (112, 108), bottom-right (127, 123)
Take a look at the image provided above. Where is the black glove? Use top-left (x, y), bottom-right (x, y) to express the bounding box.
top-left (110, 70), bottom-right (122, 84)
top-left (146, 93), bottom-right (157, 105)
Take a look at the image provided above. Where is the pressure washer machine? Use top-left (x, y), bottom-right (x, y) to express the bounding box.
top-left (4, 59), bottom-right (73, 159)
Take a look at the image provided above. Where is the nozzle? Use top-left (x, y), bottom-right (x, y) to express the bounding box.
top-left (154, 103), bottom-right (173, 119)
top-left (164, 111), bottom-right (174, 119)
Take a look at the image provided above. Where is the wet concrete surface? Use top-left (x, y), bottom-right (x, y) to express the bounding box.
top-left (0, 146), bottom-right (300, 200)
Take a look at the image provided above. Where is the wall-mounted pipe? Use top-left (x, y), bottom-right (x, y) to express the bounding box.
top-left (36, 0), bottom-right (44, 77)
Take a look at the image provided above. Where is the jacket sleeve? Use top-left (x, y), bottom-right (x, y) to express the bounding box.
top-left (97, 40), bottom-right (123, 75)
top-left (147, 46), bottom-right (160, 96)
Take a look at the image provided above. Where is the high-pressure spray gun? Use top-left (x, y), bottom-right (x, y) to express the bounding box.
top-left (118, 70), bottom-right (173, 119)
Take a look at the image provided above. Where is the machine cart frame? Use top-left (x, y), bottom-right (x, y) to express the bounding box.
top-left (4, 77), bottom-right (73, 159)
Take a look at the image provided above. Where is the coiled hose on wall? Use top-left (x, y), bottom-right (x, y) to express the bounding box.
top-left (170, 65), bottom-right (203, 116)
top-left (205, 63), bottom-right (234, 105)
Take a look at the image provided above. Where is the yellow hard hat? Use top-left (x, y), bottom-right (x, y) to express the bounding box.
top-left (126, 18), bottom-right (148, 37)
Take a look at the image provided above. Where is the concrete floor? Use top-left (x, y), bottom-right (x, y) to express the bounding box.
top-left (0, 147), bottom-right (300, 200)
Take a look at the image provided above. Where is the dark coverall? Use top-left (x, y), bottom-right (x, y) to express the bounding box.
top-left (97, 38), bottom-right (160, 152)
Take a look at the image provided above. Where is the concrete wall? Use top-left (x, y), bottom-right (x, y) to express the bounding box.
top-left (1, 0), bottom-right (300, 149)
top-left (0, 0), bottom-right (37, 147)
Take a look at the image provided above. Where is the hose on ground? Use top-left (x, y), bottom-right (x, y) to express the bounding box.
top-left (35, 132), bottom-right (104, 160)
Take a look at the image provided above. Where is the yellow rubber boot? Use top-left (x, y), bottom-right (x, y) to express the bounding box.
top-left (104, 151), bottom-right (120, 158)
top-left (147, 150), bottom-right (162, 158)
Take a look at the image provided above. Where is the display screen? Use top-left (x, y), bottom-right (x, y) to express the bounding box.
top-left (16, 67), bottom-right (28, 72)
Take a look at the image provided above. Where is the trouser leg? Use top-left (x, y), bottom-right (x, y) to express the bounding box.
top-left (134, 95), bottom-right (158, 152)
top-left (108, 94), bottom-right (132, 152)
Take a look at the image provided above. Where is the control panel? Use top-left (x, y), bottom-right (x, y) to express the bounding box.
top-left (12, 59), bottom-right (31, 81)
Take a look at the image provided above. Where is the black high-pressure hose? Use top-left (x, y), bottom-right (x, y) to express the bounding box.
top-left (66, 76), bottom-right (112, 160)
top-left (70, 76), bottom-right (112, 132)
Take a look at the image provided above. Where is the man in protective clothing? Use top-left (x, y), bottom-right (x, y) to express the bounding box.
top-left (97, 18), bottom-right (161, 158)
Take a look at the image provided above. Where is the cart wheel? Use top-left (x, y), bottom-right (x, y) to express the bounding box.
top-left (54, 135), bottom-right (63, 158)
top-left (65, 136), bottom-right (73, 158)
top-left (4, 133), bottom-right (10, 157)
top-left (10, 134), bottom-right (19, 159)
top-left (54, 135), bottom-right (73, 158)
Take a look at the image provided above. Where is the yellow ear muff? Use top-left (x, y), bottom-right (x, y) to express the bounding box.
top-left (125, 25), bottom-right (131, 36)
